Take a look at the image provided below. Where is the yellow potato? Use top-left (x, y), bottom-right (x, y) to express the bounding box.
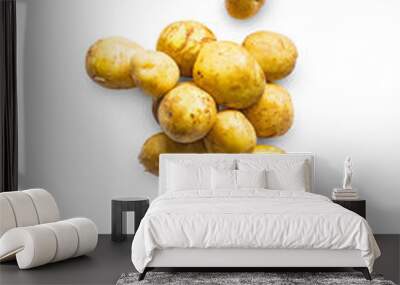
top-left (225, 0), bottom-right (266, 19)
top-left (138, 132), bottom-right (206, 175)
top-left (193, 41), bottom-right (265, 109)
top-left (86, 37), bottom-right (143, 89)
top-left (243, 31), bottom-right (298, 81)
top-left (157, 21), bottom-right (216, 77)
top-left (204, 110), bottom-right (256, 153)
top-left (131, 50), bottom-right (180, 98)
top-left (152, 97), bottom-right (162, 124)
top-left (252, 145), bottom-right (285, 154)
top-left (243, 83), bottom-right (294, 138)
top-left (158, 83), bottom-right (217, 143)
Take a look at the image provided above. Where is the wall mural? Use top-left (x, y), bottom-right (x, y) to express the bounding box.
top-left (85, 1), bottom-right (297, 176)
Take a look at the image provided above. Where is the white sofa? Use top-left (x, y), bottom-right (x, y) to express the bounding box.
top-left (0, 189), bottom-right (98, 269)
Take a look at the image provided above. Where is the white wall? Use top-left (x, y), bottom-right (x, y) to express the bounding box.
top-left (16, 0), bottom-right (400, 233)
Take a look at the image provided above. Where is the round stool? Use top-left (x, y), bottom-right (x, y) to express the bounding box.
top-left (111, 197), bottom-right (149, 242)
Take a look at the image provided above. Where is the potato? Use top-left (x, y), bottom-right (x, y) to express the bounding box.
top-left (138, 132), bottom-right (206, 175)
top-left (252, 144), bottom-right (285, 154)
top-left (158, 83), bottom-right (217, 143)
top-left (225, 0), bottom-right (266, 19)
top-left (204, 110), bottom-right (256, 153)
top-left (86, 37), bottom-right (143, 89)
top-left (243, 83), bottom-right (294, 138)
top-left (131, 50), bottom-right (179, 98)
top-left (157, 21), bottom-right (216, 77)
top-left (243, 31), bottom-right (298, 81)
top-left (193, 41), bottom-right (265, 109)
top-left (152, 97), bottom-right (162, 124)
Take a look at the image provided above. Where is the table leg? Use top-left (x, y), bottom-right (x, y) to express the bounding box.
top-left (112, 202), bottom-right (126, 241)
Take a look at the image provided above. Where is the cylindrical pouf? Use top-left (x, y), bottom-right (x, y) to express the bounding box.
top-left (65, 218), bottom-right (98, 257)
top-left (23, 189), bottom-right (60, 224)
top-left (0, 189), bottom-right (60, 234)
top-left (43, 221), bottom-right (79, 262)
top-left (0, 218), bottom-right (98, 269)
top-left (0, 192), bottom-right (39, 227)
top-left (0, 226), bottom-right (57, 269)
top-left (0, 195), bottom-right (17, 237)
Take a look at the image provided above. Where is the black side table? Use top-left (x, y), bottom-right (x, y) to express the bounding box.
top-left (111, 197), bottom-right (149, 242)
top-left (333, 199), bottom-right (366, 219)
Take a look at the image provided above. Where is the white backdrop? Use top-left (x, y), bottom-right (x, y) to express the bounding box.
top-left (16, 0), bottom-right (400, 233)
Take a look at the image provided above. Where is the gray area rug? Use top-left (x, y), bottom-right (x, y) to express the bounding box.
top-left (116, 272), bottom-right (396, 285)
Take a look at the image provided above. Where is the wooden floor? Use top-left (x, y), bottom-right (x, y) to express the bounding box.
top-left (0, 235), bottom-right (398, 285)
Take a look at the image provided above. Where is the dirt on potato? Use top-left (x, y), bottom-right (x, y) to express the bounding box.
top-left (86, 37), bottom-right (143, 89)
top-left (243, 83), bottom-right (294, 138)
top-left (138, 132), bottom-right (206, 176)
top-left (204, 110), bottom-right (256, 153)
top-left (131, 50), bottom-right (179, 98)
top-left (193, 41), bottom-right (265, 109)
top-left (157, 21), bottom-right (216, 77)
top-left (243, 31), bottom-right (298, 81)
top-left (158, 82), bottom-right (217, 143)
top-left (225, 0), bottom-right (266, 20)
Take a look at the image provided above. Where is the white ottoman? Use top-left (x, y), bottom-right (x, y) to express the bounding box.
top-left (0, 189), bottom-right (98, 269)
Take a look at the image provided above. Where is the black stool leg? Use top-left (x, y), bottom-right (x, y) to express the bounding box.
top-left (138, 268), bottom-right (148, 281)
top-left (354, 267), bottom-right (372, 280)
top-left (112, 201), bottom-right (127, 242)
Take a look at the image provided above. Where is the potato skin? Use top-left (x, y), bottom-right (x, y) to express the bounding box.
top-left (243, 83), bottom-right (294, 138)
top-left (152, 97), bottom-right (162, 124)
top-left (204, 110), bottom-right (256, 153)
top-left (252, 144), bottom-right (285, 154)
top-left (225, 0), bottom-right (266, 19)
top-left (157, 21), bottom-right (216, 77)
top-left (138, 132), bottom-right (206, 175)
top-left (86, 37), bottom-right (143, 89)
top-left (131, 50), bottom-right (180, 98)
top-left (193, 41), bottom-right (265, 109)
top-left (158, 83), bottom-right (217, 143)
top-left (243, 31), bottom-right (298, 81)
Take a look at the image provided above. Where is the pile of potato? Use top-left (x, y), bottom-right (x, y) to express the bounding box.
top-left (86, 20), bottom-right (297, 175)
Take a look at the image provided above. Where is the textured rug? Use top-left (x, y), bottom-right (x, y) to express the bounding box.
top-left (116, 272), bottom-right (396, 285)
